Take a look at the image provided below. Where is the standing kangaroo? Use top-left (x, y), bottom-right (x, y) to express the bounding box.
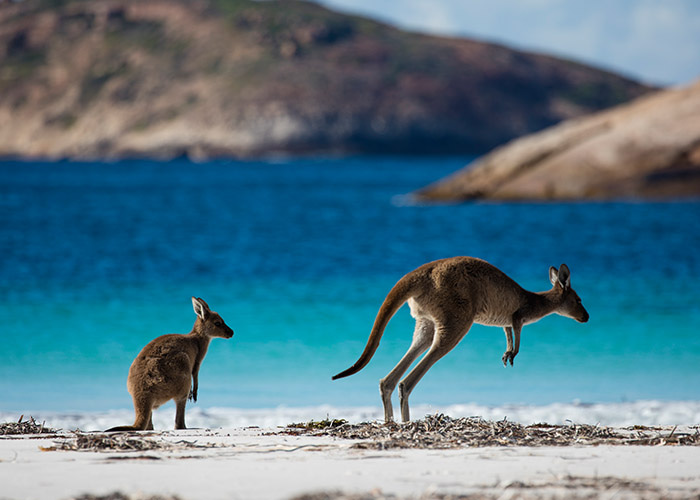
top-left (107, 297), bottom-right (234, 431)
top-left (332, 257), bottom-right (589, 423)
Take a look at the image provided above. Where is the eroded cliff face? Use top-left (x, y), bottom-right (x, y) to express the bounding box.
top-left (0, 0), bottom-right (652, 160)
top-left (414, 80), bottom-right (700, 201)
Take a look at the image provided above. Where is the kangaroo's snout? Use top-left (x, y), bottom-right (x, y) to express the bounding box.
top-left (217, 321), bottom-right (234, 338)
top-left (577, 309), bottom-right (590, 323)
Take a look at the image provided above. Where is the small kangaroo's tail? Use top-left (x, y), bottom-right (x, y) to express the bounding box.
top-left (105, 425), bottom-right (141, 432)
top-left (332, 278), bottom-right (414, 380)
top-left (105, 415), bottom-right (150, 432)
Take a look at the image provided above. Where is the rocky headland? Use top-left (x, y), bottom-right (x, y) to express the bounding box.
top-left (414, 80), bottom-right (700, 201)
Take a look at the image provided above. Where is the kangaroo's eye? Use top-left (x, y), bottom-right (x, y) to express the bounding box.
top-left (215, 321), bottom-right (223, 327)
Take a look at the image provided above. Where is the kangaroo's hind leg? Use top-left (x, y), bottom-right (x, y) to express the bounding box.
top-left (379, 317), bottom-right (435, 423)
top-left (130, 392), bottom-right (155, 431)
top-left (174, 397), bottom-right (188, 429)
top-left (398, 316), bottom-right (473, 422)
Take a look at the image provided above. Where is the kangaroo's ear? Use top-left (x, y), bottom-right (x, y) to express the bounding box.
top-left (192, 297), bottom-right (210, 320)
top-left (558, 264), bottom-right (571, 289)
top-left (549, 266), bottom-right (559, 286)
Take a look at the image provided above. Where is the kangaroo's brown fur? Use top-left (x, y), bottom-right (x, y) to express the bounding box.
top-left (332, 257), bottom-right (589, 423)
top-left (106, 297), bottom-right (234, 431)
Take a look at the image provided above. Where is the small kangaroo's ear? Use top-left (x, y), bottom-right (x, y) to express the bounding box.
top-left (558, 264), bottom-right (571, 289)
top-left (192, 297), bottom-right (210, 320)
top-left (549, 266), bottom-right (559, 286)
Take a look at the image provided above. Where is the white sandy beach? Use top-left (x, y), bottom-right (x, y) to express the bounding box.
top-left (1, 426), bottom-right (699, 500)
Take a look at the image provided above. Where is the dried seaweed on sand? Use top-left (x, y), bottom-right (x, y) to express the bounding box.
top-left (0, 415), bottom-right (56, 435)
top-left (287, 418), bottom-right (348, 430)
top-left (290, 474), bottom-right (686, 500)
top-left (70, 494), bottom-right (182, 500)
top-left (45, 433), bottom-right (213, 453)
top-left (283, 414), bottom-right (700, 449)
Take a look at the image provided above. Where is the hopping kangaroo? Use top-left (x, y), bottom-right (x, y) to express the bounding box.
top-left (332, 257), bottom-right (589, 423)
top-left (107, 297), bottom-right (234, 431)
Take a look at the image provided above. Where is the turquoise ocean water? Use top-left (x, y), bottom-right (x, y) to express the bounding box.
top-left (1, 157), bottom-right (699, 429)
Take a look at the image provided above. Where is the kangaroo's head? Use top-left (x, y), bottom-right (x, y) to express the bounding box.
top-left (192, 297), bottom-right (234, 338)
top-left (549, 264), bottom-right (589, 323)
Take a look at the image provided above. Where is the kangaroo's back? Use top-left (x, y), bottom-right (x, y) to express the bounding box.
top-left (409, 257), bottom-right (527, 324)
top-left (127, 334), bottom-right (198, 401)
top-left (415, 257), bottom-right (521, 288)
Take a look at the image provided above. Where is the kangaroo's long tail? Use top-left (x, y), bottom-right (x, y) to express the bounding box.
top-left (332, 278), bottom-right (414, 380)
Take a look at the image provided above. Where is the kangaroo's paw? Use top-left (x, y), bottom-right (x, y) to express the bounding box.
top-left (502, 351), bottom-right (515, 367)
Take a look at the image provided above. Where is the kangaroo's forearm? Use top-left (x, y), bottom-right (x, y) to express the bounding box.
top-left (504, 327), bottom-right (513, 352)
top-left (502, 326), bottom-right (516, 367)
top-left (191, 360), bottom-right (201, 402)
top-left (191, 375), bottom-right (199, 402)
top-left (511, 314), bottom-right (523, 354)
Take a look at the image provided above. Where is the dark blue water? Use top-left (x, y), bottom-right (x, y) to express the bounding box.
top-left (2, 157), bottom-right (700, 413)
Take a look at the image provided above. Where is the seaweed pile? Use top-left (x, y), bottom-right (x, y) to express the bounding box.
top-left (287, 418), bottom-right (349, 431)
top-left (71, 494), bottom-right (182, 500)
top-left (0, 415), bottom-right (56, 435)
top-left (45, 433), bottom-right (212, 453)
top-left (284, 414), bottom-right (700, 449)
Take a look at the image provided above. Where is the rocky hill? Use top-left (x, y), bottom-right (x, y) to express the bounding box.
top-left (0, 0), bottom-right (653, 160)
top-left (414, 80), bottom-right (700, 201)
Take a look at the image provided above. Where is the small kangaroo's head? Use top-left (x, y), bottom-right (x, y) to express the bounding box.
top-left (549, 264), bottom-right (589, 323)
top-left (192, 297), bottom-right (234, 338)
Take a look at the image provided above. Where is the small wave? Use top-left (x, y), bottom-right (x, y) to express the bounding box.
top-left (3, 400), bottom-right (699, 432)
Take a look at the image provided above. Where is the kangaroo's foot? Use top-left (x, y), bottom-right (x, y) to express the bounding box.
top-left (379, 378), bottom-right (396, 423)
top-left (398, 381), bottom-right (410, 423)
top-left (502, 350), bottom-right (516, 366)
